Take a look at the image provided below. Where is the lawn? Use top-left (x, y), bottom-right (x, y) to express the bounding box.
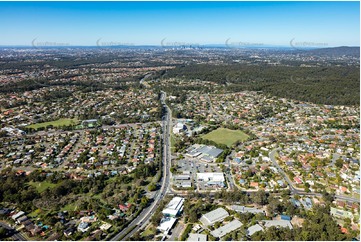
top-left (26, 118), bottom-right (79, 130)
top-left (62, 203), bottom-right (78, 212)
top-left (170, 133), bottom-right (177, 152)
top-left (28, 208), bottom-right (42, 218)
top-left (28, 181), bottom-right (58, 193)
top-left (142, 225), bottom-right (156, 237)
top-left (201, 128), bottom-right (249, 147)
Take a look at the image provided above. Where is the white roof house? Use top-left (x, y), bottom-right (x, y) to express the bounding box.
top-left (162, 196), bottom-right (184, 217)
top-left (200, 207), bottom-right (229, 226)
top-left (210, 219), bottom-right (243, 238)
top-left (11, 211), bottom-right (25, 220)
top-left (187, 233), bottom-right (207, 241)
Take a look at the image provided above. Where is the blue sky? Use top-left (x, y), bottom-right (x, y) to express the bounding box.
top-left (0, 1), bottom-right (359, 46)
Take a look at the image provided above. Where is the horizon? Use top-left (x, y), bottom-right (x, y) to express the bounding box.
top-left (0, 1), bottom-right (359, 47)
top-left (0, 44), bottom-right (359, 49)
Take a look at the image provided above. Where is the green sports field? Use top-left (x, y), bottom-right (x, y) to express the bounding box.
top-left (201, 128), bottom-right (249, 147)
top-left (26, 118), bottom-right (79, 130)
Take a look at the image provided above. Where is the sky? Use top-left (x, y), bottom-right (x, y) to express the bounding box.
top-left (0, 1), bottom-right (359, 47)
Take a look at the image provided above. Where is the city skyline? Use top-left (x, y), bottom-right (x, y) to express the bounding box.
top-left (0, 1), bottom-right (359, 47)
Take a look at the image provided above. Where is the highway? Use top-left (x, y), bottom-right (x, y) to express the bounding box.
top-left (111, 91), bottom-right (172, 241)
top-left (269, 148), bottom-right (360, 203)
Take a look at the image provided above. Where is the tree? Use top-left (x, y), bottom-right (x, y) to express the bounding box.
top-left (267, 196), bottom-right (284, 215)
top-left (0, 227), bottom-right (8, 239)
top-left (304, 182), bottom-right (311, 192)
top-left (335, 159), bottom-right (343, 169)
top-left (251, 190), bottom-right (268, 205)
top-left (148, 183), bottom-right (157, 191)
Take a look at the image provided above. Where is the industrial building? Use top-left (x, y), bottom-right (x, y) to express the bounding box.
top-left (200, 207), bottom-right (229, 226)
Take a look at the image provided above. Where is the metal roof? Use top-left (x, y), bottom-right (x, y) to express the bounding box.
top-left (210, 219), bottom-right (243, 238)
top-left (247, 224), bottom-right (264, 236)
top-left (187, 233), bottom-right (207, 241)
top-left (200, 208), bottom-right (229, 226)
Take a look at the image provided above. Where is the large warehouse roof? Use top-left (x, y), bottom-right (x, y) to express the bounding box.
top-left (200, 207), bottom-right (229, 226)
top-left (186, 144), bottom-right (224, 160)
top-left (198, 146), bottom-right (224, 158)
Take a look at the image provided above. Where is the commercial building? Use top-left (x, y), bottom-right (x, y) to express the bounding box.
top-left (173, 174), bottom-right (191, 181)
top-left (173, 123), bottom-right (187, 134)
top-left (157, 217), bottom-right (177, 235)
top-left (187, 233), bottom-right (207, 241)
top-left (231, 205), bottom-right (265, 214)
top-left (247, 224), bottom-right (264, 237)
top-left (200, 207), bottom-right (229, 226)
top-left (162, 196), bottom-right (184, 217)
top-left (175, 181), bottom-right (192, 188)
top-left (210, 219), bottom-right (243, 238)
top-left (197, 172), bottom-right (225, 187)
top-left (262, 220), bottom-right (293, 229)
top-left (186, 144), bottom-right (223, 162)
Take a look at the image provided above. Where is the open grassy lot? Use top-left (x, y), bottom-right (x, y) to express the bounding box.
top-left (28, 208), bottom-right (42, 218)
top-left (142, 224), bottom-right (157, 237)
top-left (201, 128), bottom-right (249, 147)
top-left (62, 203), bottom-right (78, 212)
top-left (28, 181), bottom-right (59, 193)
top-left (26, 118), bottom-right (79, 130)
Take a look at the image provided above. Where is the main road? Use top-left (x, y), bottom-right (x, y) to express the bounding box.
top-left (269, 148), bottom-right (359, 203)
top-left (111, 91), bottom-right (172, 241)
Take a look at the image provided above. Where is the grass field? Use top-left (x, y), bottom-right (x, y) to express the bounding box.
top-left (26, 118), bottom-right (79, 130)
top-left (62, 203), bottom-right (78, 211)
top-left (28, 181), bottom-right (58, 193)
top-left (142, 225), bottom-right (156, 237)
top-left (201, 128), bottom-right (249, 147)
top-left (28, 208), bottom-right (42, 218)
